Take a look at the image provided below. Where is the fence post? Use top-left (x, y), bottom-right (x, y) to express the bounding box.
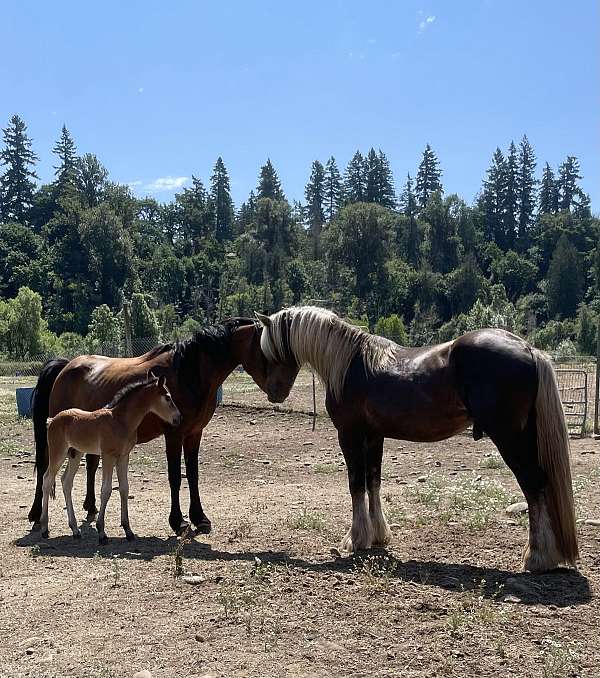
top-left (594, 319), bottom-right (600, 436)
top-left (122, 301), bottom-right (133, 358)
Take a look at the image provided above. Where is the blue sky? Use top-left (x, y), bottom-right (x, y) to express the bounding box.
top-left (1, 1), bottom-right (598, 208)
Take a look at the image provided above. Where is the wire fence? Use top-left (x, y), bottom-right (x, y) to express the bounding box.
top-left (1, 345), bottom-right (597, 434)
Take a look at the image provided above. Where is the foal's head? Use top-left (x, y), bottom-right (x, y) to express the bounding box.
top-left (147, 372), bottom-right (182, 426)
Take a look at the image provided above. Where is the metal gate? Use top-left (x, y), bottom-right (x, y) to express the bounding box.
top-left (555, 369), bottom-right (588, 437)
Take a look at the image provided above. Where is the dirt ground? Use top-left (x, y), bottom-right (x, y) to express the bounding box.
top-left (0, 393), bottom-right (599, 677)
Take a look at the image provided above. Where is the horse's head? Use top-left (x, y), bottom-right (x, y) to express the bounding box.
top-left (234, 314), bottom-right (300, 403)
top-left (148, 371), bottom-right (182, 426)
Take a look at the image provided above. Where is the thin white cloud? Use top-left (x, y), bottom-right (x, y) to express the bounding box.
top-left (144, 176), bottom-right (189, 192)
top-left (418, 14), bottom-right (436, 34)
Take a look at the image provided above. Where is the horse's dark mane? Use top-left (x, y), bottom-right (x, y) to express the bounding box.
top-left (105, 379), bottom-right (153, 409)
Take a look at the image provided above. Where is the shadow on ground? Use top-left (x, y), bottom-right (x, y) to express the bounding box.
top-left (15, 527), bottom-right (591, 608)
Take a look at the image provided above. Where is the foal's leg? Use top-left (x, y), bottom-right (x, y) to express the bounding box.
top-left (40, 442), bottom-right (70, 538)
top-left (96, 456), bottom-right (115, 545)
top-left (184, 432), bottom-right (211, 534)
top-left (165, 430), bottom-right (187, 535)
top-left (366, 435), bottom-right (392, 546)
top-left (116, 452), bottom-right (135, 541)
top-left (62, 450), bottom-right (84, 539)
top-left (338, 428), bottom-right (372, 552)
top-left (83, 453), bottom-right (100, 522)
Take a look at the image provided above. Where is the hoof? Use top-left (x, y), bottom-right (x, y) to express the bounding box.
top-left (175, 522), bottom-right (190, 537)
top-left (195, 518), bottom-right (212, 535)
top-left (41, 529), bottom-right (49, 539)
top-left (340, 531), bottom-right (354, 554)
top-left (85, 512), bottom-right (97, 524)
top-left (98, 535), bottom-right (109, 546)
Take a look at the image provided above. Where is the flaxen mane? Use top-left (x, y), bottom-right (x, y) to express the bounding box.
top-left (260, 306), bottom-right (395, 401)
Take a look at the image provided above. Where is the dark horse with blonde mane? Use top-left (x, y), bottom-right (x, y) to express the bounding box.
top-left (28, 318), bottom-right (294, 535)
top-left (256, 306), bottom-right (578, 573)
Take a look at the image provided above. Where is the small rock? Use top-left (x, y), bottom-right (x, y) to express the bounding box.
top-left (133, 671), bottom-right (152, 678)
top-left (584, 519), bottom-right (600, 526)
top-left (249, 419), bottom-right (257, 425)
top-left (182, 575), bottom-right (205, 585)
top-left (330, 547), bottom-right (342, 558)
top-left (195, 634), bottom-right (205, 642)
top-left (502, 594), bottom-right (522, 604)
top-left (389, 523), bottom-right (403, 530)
top-left (417, 475), bottom-right (427, 483)
top-left (505, 502), bottom-right (528, 515)
top-left (17, 475), bottom-right (25, 480)
top-left (25, 647), bottom-right (34, 655)
top-left (303, 441), bottom-right (314, 446)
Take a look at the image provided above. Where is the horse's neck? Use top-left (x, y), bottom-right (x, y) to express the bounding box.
top-left (111, 392), bottom-right (153, 432)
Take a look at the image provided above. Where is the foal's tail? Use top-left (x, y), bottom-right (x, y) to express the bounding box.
top-left (533, 349), bottom-right (579, 566)
top-left (32, 358), bottom-right (69, 474)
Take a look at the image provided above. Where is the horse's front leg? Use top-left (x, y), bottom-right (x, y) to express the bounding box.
top-left (366, 434), bottom-right (392, 546)
top-left (165, 430), bottom-right (187, 535)
top-left (338, 427), bottom-right (372, 553)
top-left (83, 453), bottom-right (100, 522)
top-left (184, 432), bottom-right (211, 534)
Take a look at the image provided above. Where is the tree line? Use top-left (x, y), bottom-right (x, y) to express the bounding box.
top-left (0, 113), bottom-right (598, 360)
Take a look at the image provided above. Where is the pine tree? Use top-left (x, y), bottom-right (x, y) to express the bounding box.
top-left (539, 162), bottom-right (558, 214)
top-left (0, 114), bottom-right (38, 224)
top-left (516, 135), bottom-right (536, 246)
top-left (304, 160), bottom-right (326, 246)
top-left (557, 156), bottom-right (582, 211)
top-left (76, 153), bottom-right (108, 208)
top-left (503, 141), bottom-right (518, 249)
top-left (376, 149), bottom-right (396, 209)
top-left (257, 159), bottom-right (284, 200)
top-left (415, 144), bottom-right (442, 209)
top-left (53, 125), bottom-right (78, 192)
top-left (399, 174), bottom-right (419, 266)
top-left (210, 157), bottom-right (234, 241)
top-left (546, 234), bottom-right (581, 319)
top-left (365, 148), bottom-right (380, 203)
top-left (323, 156), bottom-right (343, 221)
top-left (481, 148), bottom-right (507, 247)
top-left (343, 151), bottom-right (366, 203)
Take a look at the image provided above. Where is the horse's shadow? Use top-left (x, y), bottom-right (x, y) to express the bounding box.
top-left (15, 527), bottom-right (591, 608)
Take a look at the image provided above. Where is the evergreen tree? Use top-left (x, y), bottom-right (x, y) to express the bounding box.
top-left (0, 114), bottom-right (38, 224)
top-left (503, 141), bottom-right (518, 249)
top-left (304, 160), bottom-right (326, 248)
top-left (516, 135), bottom-right (536, 247)
top-left (343, 151), bottom-right (366, 203)
top-left (377, 149), bottom-right (396, 209)
top-left (415, 144), bottom-right (442, 209)
top-left (130, 292), bottom-right (160, 351)
top-left (365, 148), bottom-right (380, 203)
top-left (53, 125), bottom-right (78, 193)
top-left (557, 156), bottom-right (582, 211)
top-left (539, 162), bottom-right (558, 214)
top-left (210, 156), bottom-right (234, 241)
top-left (481, 148), bottom-right (507, 247)
top-left (399, 173), bottom-right (419, 266)
top-left (323, 156), bottom-right (343, 221)
top-left (76, 153), bottom-right (108, 208)
top-left (257, 159), bottom-right (284, 200)
top-left (546, 234), bottom-right (581, 319)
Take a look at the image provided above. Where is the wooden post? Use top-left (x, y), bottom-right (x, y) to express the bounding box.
top-left (595, 319), bottom-right (600, 436)
top-left (122, 301), bottom-right (133, 358)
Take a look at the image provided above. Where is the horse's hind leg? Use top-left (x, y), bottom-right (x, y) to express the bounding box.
top-left (116, 453), bottom-right (135, 541)
top-left (62, 450), bottom-right (83, 539)
top-left (83, 453), bottom-right (100, 522)
top-left (96, 456), bottom-right (115, 545)
top-left (366, 434), bottom-right (392, 547)
top-left (40, 441), bottom-right (70, 538)
top-left (338, 427), bottom-right (372, 553)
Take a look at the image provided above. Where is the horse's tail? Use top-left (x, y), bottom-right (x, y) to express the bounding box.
top-left (533, 349), bottom-right (579, 566)
top-left (32, 358), bottom-right (69, 474)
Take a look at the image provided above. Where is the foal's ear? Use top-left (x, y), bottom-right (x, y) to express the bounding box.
top-left (254, 311), bottom-right (271, 327)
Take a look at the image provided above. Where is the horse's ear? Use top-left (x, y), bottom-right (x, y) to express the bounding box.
top-left (254, 311), bottom-right (271, 327)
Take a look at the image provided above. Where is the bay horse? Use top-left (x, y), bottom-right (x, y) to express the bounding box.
top-left (255, 306), bottom-right (578, 573)
top-left (41, 373), bottom-right (181, 543)
top-left (28, 318), bottom-right (297, 535)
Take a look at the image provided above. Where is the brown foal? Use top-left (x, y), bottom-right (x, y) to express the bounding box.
top-left (40, 374), bottom-right (181, 544)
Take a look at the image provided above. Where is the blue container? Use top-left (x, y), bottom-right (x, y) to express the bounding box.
top-left (16, 387), bottom-right (34, 418)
